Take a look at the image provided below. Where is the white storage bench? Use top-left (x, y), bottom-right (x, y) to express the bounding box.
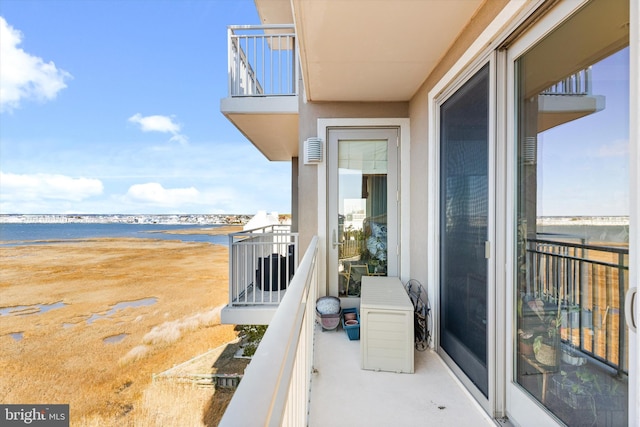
top-left (360, 276), bottom-right (414, 373)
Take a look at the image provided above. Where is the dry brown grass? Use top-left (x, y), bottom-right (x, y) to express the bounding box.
top-left (79, 381), bottom-right (233, 427)
top-left (0, 237), bottom-right (240, 426)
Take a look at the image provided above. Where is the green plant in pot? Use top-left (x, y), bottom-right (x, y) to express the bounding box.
top-left (552, 366), bottom-right (626, 423)
top-left (530, 298), bottom-right (562, 367)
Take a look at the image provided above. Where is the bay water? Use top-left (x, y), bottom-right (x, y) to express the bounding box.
top-left (0, 223), bottom-right (230, 246)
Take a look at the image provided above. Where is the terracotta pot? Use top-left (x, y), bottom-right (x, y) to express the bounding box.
top-left (519, 341), bottom-right (533, 356)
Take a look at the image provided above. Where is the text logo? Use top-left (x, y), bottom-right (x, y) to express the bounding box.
top-left (1, 405), bottom-right (69, 426)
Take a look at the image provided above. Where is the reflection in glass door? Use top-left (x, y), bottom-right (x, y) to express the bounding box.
top-left (328, 128), bottom-right (398, 298)
top-left (513, 1), bottom-right (630, 425)
top-left (439, 64), bottom-right (490, 398)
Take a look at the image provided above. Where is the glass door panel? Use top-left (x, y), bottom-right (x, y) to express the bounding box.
top-left (328, 128), bottom-right (399, 298)
top-left (338, 140), bottom-right (388, 296)
top-left (439, 63), bottom-right (490, 397)
top-left (514, 1), bottom-right (630, 425)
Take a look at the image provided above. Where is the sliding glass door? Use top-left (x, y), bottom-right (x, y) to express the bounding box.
top-left (508, 0), bottom-right (633, 425)
top-left (439, 63), bottom-right (491, 401)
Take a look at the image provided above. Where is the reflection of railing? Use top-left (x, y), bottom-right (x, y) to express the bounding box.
top-left (228, 225), bottom-right (298, 306)
top-left (541, 67), bottom-right (592, 96)
top-left (526, 238), bottom-right (629, 374)
top-left (228, 25), bottom-right (297, 97)
top-left (220, 237), bottom-right (318, 426)
top-left (339, 239), bottom-right (362, 259)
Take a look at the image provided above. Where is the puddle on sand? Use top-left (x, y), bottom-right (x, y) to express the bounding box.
top-left (9, 332), bottom-right (24, 341)
top-left (87, 297), bottom-right (158, 324)
top-left (103, 333), bottom-right (128, 344)
top-left (0, 301), bottom-right (66, 317)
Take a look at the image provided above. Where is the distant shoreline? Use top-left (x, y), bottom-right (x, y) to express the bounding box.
top-left (537, 216), bottom-right (629, 226)
top-left (1, 213), bottom-right (627, 226)
top-left (0, 213), bottom-right (252, 225)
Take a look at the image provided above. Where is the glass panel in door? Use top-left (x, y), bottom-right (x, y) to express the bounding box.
top-left (440, 64), bottom-right (490, 397)
top-left (514, 1), bottom-right (630, 425)
top-left (329, 128), bottom-right (398, 298)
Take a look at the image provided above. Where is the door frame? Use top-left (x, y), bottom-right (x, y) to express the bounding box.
top-left (316, 118), bottom-right (411, 298)
top-left (630, 0), bottom-right (639, 423)
top-left (327, 127), bottom-right (400, 297)
top-left (430, 54), bottom-right (498, 415)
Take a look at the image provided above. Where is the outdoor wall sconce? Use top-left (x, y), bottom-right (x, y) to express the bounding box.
top-left (304, 137), bottom-right (324, 164)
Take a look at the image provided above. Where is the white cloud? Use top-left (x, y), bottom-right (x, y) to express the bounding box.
top-left (595, 139), bottom-right (628, 158)
top-left (128, 113), bottom-right (189, 145)
top-left (128, 113), bottom-right (180, 133)
top-left (124, 182), bottom-right (199, 206)
top-left (168, 134), bottom-right (189, 146)
top-left (0, 172), bottom-right (103, 201)
top-left (0, 17), bottom-right (72, 113)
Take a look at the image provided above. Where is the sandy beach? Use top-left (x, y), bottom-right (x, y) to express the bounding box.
top-left (0, 229), bottom-right (243, 426)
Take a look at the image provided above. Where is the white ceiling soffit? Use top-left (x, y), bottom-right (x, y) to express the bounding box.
top-left (255, 0), bottom-right (294, 25)
top-left (290, 0), bottom-right (485, 102)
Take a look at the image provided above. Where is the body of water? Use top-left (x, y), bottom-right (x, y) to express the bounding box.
top-left (0, 223), bottom-right (230, 246)
top-left (0, 222), bottom-right (628, 247)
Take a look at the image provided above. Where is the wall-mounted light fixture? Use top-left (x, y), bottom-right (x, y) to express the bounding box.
top-left (523, 136), bottom-right (537, 165)
top-left (304, 137), bottom-right (323, 164)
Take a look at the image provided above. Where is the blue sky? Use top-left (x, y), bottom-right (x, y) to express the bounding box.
top-left (0, 0), bottom-right (291, 215)
top-left (537, 48), bottom-right (629, 217)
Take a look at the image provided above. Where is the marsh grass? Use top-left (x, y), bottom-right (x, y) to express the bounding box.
top-left (79, 381), bottom-right (232, 427)
top-left (0, 238), bottom-right (239, 426)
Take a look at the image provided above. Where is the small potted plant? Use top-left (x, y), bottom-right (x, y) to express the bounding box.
top-left (524, 297), bottom-right (561, 367)
top-left (551, 366), bottom-right (626, 422)
top-left (518, 329), bottom-right (534, 356)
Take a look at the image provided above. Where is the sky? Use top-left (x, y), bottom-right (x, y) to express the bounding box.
top-left (0, 0), bottom-right (292, 215)
top-left (537, 47), bottom-right (629, 217)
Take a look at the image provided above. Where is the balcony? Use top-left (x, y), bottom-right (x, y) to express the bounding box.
top-left (219, 237), bottom-right (492, 426)
top-left (220, 25), bottom-right (299, 161)
top-left (537, 67), bottom-right (605, 132)
top-left (219, 233), bottom-right (630, 425)
top-left (221, 224), bottom-right (298, 325)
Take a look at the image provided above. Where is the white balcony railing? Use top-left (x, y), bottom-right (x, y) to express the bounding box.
top-left (541, 67), bottom-right (592, 96)
top-left (220, 236), bottom-right (318, 427)
top-left (228, 225), bottom-right (298, 306)
top-left (228, 25), bottom-right (297, 97)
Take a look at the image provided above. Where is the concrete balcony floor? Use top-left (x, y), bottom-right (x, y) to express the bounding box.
top-left (308, 322), bottom-right (494, 427)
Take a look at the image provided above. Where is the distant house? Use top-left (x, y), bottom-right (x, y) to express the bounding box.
top-left (218, 1), bottom-right (638, 426)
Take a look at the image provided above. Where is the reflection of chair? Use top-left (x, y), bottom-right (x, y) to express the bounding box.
top-left (347, 264), bottom-right (368, 297)
top-left (339, 268), bottom-right (350, 296)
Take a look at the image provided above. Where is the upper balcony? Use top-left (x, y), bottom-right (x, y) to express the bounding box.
top-left (220, 25), bottom-right (299, 161)
top-left (537, 67), bottom-right (606, 132)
